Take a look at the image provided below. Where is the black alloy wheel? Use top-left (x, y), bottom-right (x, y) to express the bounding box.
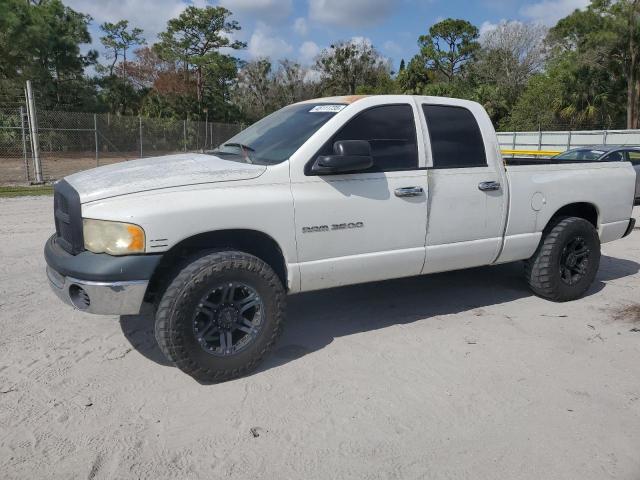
top-left (192, 282), bottom-right (264, 356)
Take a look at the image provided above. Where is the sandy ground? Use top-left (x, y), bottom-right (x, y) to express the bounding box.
top-left (1, 197), bottom-right (639, 480)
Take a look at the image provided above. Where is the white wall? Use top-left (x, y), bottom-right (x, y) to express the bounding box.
top-left (498, 129), bottom-right (640, 155)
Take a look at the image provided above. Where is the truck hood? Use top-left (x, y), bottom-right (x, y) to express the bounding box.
top-left (64, 153), bottom-right (266, 203)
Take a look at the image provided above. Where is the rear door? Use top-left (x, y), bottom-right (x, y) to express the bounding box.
top-left (419, 103), bottom-right (508, 274)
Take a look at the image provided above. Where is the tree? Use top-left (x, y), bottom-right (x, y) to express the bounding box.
top-left (98, 20), bottom-right (145, 114)
top-left (156, 6), bottom-right (245, 111)
top-left (396, 56), bottom-right (431, 94)
top-left (418, 18), bottom-right (480, 83)
top-left (232, 59), bottom-right (319, 122)
top-left (502, 73), bottom-right (562, 131)
top-left (231, 59), bottom-right (274, 120)
top-left (476, 22), bottom-right (547, 95)
top-left (99, 20), bottom-right (145, 79)
top-left (315, 38), bottom-right (392, 95)
top-left (470, 21), bottom-right (548, 125)
top-left (616, 0), bottom-right (640, 128)
top-left (275, 59), bottom-right (315, 105)
top-left (0, 0), bottom-right (97, 109)
top-left (505, 51), bottom-right (621, 130)
top-left (548, 0), bottom-right (639, 128)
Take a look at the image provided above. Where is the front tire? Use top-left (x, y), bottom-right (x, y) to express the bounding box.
top-left (525, 216), bottom-right (601, 302)
top-left (154, 251), bottom-right (285, 382)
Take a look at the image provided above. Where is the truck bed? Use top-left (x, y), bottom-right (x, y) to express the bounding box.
top-left (496, 159), bottom-right (636, 265)
top-left (505, 157), bottom-right (604, 166)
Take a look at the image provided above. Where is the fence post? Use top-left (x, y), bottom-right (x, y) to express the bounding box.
top-left (537, 125), bottom-right (542, 152)
top-left (94, 113), bottom-right (99, 167)
top-left (183, 120), bottom-right (187, 152)
top-left (25, 80), bottom-right (43, 183)
top-left (19, 106), bottom-right (29, 182)
top-left (139, 116), bottom-right (143, 158)
top-left (567, 130), bottom-right (572, 150)
top-left (203, 113), bottom-right (208, 152)
top-left (602, 130), bottom-right (608, 145)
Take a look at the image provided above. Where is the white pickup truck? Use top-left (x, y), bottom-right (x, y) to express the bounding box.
top-left (45, 95), bottom-right (637, 382)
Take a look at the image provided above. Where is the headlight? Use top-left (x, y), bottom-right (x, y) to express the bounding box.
top-left (83, 219), bottom-right (145, 255)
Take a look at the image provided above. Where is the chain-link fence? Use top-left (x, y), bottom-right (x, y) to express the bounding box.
top-left (0, 94), bottom-right (243, 184)
top-left (35, 111), bottom-right (241, 183)
top-left (0, 106), bottom-right (32, 183)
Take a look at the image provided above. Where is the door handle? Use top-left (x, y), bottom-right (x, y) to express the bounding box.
top-left (478, 181), bottom-right (501, 192)
top-left (394, 186), bottom-right (424, 198)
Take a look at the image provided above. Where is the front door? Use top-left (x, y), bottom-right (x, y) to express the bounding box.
top-left (291, 102), bottom-right (429, 291)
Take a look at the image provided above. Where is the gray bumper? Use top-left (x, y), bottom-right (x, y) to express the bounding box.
top-left (47, 266), bottom-right (148, 315)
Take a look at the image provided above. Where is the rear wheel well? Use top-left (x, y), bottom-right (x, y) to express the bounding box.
top-left (145, 229), bottom-right (287, 303)
top-left (546, 203), bottom-right (598, 231)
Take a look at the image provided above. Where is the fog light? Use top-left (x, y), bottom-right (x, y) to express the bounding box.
top-left (69, 284), bottom-right (90, 310)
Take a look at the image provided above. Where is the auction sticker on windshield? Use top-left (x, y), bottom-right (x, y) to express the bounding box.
top-left (309, 105), bottom-right (346, 113)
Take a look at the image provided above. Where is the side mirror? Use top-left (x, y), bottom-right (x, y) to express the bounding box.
top-left (312, 140), bottom-right (373, 174)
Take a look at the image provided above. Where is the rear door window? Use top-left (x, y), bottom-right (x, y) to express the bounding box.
top-left (422, 105), bottom-right (487, 168)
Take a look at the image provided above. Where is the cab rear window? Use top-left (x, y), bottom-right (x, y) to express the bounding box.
top-left (422, 105), bottom-right (487, 169)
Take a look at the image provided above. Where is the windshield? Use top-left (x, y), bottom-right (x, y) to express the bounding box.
top-left (208, 103), bottom-right (345, 165)
top-left (553, 149), bottom-right (606, 161)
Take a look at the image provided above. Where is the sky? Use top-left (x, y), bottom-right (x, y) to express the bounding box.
top-left (64, 0), bottom-right (591, 71)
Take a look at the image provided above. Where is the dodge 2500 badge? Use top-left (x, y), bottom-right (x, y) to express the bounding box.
top-left (45, 95), bottom-right (637, 382)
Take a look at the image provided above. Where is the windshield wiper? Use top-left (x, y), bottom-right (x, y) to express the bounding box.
top-left (223, 142), bottom-right (255, 152)
top-left (221, 142), bottom-right (255, 164)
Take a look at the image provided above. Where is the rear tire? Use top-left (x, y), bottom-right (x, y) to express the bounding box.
top-left (154, 250), bottom-right (285, 382)
top-left (525, 216), bottom-right (600, 302)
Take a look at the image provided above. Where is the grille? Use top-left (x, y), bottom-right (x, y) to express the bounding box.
top-left (53, 180), bottom-right (84, 255)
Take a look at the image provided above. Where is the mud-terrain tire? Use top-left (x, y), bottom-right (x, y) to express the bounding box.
top-left (154, 250), bottom-right (285, 382)
top-left (525, 216), bottom-right (601, 302)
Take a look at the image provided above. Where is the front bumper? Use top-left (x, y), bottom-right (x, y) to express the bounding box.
top-left (47, 266), bottom-right (148, 315)
top-left (44, 234), bottom-right (162, 316)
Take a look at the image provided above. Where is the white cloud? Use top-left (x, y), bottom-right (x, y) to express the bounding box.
top-left (299, 40), bottom-right (320, 64)
top-left (247, 22), bottom-right (293, 59)
top-left (350, 36), bottom-right (373, 47)
top-left (309, 0), bottom-right (399, 28)
top-left (219, 0), bottom-right (293, 21)
top-left (479, 20), bottom-right (499, 37)
top-left (293, 17), bottom-right (308, 36)
top-left (520, 0), bottom-right (590, 25)
top-left (382, 40), bottom-right (402, 56)
top-left (64, 0), bottom-right (187, 43)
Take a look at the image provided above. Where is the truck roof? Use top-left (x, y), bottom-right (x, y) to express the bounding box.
top-left (297, 95), bottom-right (370, 105)
top-left (295, 94), bottom-right (483, 109)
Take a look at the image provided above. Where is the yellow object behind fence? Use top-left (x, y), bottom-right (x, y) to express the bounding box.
top-left (501, 149), bottom-right (563, 156)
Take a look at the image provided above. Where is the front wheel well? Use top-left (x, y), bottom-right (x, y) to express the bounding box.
top-left (545, 202), bottom-right (599, 231)
top-left (145, 229), bottom-right (287, 303)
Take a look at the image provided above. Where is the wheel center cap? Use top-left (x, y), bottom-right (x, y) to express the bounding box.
top-left (566, 254), bottom-right (577, 267)
top-left (218, 307), bottom-right (237, 328)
